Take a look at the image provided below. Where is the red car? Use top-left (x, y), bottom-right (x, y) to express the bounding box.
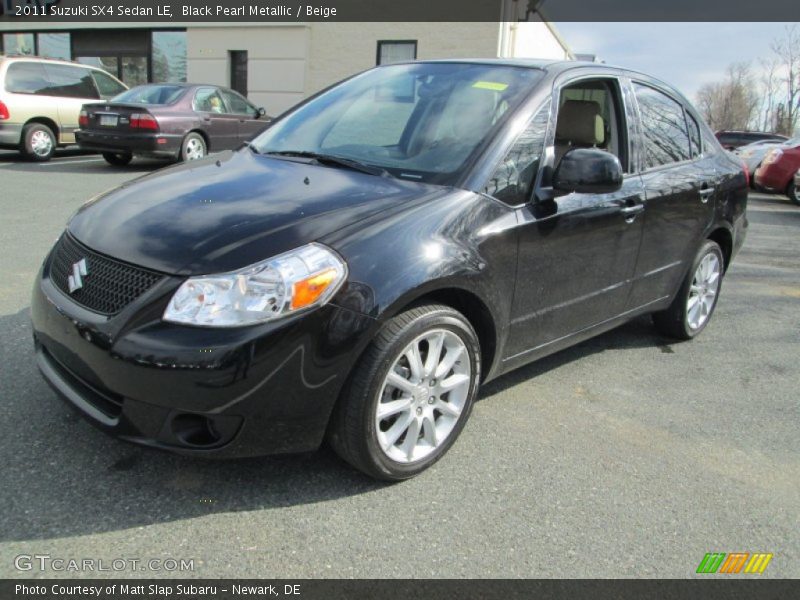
top-left (754, 141), bottom-right (800, 205)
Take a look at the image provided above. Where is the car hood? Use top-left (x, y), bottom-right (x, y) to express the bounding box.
top-left (67, 150), bottom-right (448, 275)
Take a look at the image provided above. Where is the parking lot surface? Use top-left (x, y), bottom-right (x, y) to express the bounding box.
top-left (0, 149), bottom-right (798, 578)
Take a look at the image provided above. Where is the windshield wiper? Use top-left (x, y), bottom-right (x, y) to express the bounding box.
top-left (264, 150), bottom-right (392, 178)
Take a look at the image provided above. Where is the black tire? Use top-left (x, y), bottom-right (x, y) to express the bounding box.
top-left (653, 240), bottom-right (724, 340)
top-left (787, 181), bottom-right (800, 206)
top-left (21, 122), bottom-right (56, 162)
top-left (180, 132), bottom-right (207, 162)
top-left (102, 152), bottom-right (133, 166)
top-left (328, 303), bottom-right (481, 481)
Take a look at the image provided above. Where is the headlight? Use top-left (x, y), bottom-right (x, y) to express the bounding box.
top-left (163, 243), bottom-right (347, 327)
top-left (763, 149), bottom-right (783, 164)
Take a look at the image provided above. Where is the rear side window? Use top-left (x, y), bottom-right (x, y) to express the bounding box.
top-left (4, 62), bottom-right (49, 94)
top-left (41, 64), bottom-right (99, 99)
top-left (634, 83), bottom-right (691, 169)
top-left (93, 70), bottom-right (126, 98)
top-left (686, 112), bottom-right (702, 158)
top-left (194, 88), bottom-right (228, 113)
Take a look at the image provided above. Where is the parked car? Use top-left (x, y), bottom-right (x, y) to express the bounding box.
top-left (754, 142), bottom-right (800, 205)
top-left (734, 137), bottom-right (797, 181)
top-left (795, 170), bottom-right (800, 205)
top-left (75, 84), bottom-right (271, 165)
top-left (0, 55), bottom-right (127, 161)
top-left (32, 60), bottom-right (747, 481)
top-left (715, 130), bottom-right (787, 150)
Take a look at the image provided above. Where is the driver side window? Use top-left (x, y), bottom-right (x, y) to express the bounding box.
top-left (483, 99), bottom-right (550, 205)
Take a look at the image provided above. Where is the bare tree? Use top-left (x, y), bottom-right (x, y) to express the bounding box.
top-left (758, 57), bottom-right (781, 131)
top-left (696, 62), bottom-right (759, 131)
top-left (770, 25), bottom-right (800, 135)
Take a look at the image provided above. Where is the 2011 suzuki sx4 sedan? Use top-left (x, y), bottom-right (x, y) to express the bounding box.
top-left (32, 60), bottom-right (748, 480)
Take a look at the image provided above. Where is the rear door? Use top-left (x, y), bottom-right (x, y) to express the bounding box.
top-left (219, 89), bottom-right (269, 142)
top-left (193, 87), bottom-right (240, 150)
top-left (625, 81), bottom-right (718, 308)
top-left (42, 64), bottom-right (101, 144)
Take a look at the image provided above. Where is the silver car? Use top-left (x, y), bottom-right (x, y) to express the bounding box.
top-left (0, 55), bottom-right (127, 161)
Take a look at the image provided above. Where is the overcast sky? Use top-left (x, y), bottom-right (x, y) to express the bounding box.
top-left (555, 22), bottom-right (791, 100)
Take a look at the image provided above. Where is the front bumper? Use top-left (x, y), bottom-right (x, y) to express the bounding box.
top-left (75, 130), bottom-right (182, 158)
top-left (754, 163), bottom-right (792, 193)
top-left (31, 248), bottom-right (375, 457)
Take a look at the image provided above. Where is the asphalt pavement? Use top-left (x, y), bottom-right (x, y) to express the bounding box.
top-left (0, 149), bottom-right (798, 578)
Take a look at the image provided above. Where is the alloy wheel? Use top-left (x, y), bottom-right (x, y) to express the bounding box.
top-left (375, 329), bottom-right (470, 463)
top-left (30, 130), bottom-right (53, 157)
top-left (687, 253), bottom-right (721, 330)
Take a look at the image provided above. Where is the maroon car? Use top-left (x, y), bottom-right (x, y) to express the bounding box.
top-left (75, 84), bottom-right (271, 166)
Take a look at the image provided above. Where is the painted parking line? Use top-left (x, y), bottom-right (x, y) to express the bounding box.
top-left (36, 158), bottom-right (105, 166)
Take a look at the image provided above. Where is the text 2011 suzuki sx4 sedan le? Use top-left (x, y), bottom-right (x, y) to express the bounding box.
top-left (32, 60), bottom-right (747, 480)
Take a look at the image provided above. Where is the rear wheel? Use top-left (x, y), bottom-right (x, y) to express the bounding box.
top-left (102, 152), bottom-right (133, 166)
top-left (180, 133), bottom-right (206, 162)
top-left (653, 240), bottom-right (724, 340)
top-left (22, 123), bottom-right (56, 162)
top-left (328, 304), bottom-right (481, 481)
top-left (787, 181), bottom-right (800, 206)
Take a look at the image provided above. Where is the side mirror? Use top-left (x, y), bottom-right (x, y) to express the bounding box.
top-left (553, 148), bottom-right (623, 195)
top-left (257, 107), bottom-right (267, 119)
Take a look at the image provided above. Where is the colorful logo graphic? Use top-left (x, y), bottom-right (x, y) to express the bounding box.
top-left (696, 552), bottom-right (773, 574)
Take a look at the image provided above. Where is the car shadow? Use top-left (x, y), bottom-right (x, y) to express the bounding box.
top-left (0, 308), bottom-right (668, 543)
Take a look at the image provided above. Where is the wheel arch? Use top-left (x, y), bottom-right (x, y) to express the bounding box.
top-left (186, 128), bottom-right (210, 151)
top-left (24, 117), bottom-right (60, 144)
top-left (707, 226), bottom-right (733, 272)
top-left (378, 285), bottom-right (499, 383)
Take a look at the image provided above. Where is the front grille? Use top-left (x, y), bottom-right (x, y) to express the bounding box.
top-left (50, 233), bottom-right (163, 315)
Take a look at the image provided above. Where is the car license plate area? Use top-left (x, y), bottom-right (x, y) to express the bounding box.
top-left (99, 115), bottom-right (118, 127)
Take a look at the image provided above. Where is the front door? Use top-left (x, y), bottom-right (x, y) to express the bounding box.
top-left (505, 76), bottom-right (644, 360)
top-left (220, 89), bottom-right (270, 142)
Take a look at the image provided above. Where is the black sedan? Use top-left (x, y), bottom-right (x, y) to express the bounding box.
top-left (75, 83), bottom-right (271, 165)
top-left (32, 60), bottom-right (747, 480)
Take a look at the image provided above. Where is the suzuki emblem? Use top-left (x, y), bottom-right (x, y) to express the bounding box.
top-left (68, 259), bottom-right (88, 293)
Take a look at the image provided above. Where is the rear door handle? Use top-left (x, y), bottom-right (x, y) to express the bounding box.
top-left (699, 187), bottom-right (715, 203)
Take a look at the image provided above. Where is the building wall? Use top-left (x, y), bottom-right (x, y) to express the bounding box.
top-left (305, 22), bottom-right (500, 96)
top-left (507, 21), bottom-right (573, 60)
top-left (186, 25), bottom-right (309, 114)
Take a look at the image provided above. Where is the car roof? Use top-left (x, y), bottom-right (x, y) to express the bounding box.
top-left (381, 58), bottom-right (692, 104)
top-left (0, 54), bottom-right (100, 69)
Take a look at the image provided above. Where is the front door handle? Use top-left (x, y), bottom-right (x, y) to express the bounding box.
top-left (620, 203), bottom-right (644, 223)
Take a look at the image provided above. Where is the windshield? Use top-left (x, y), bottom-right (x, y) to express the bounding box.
top-left (113, 85), bottom-right (186, 105)
top-left (251, 63), bottom-right (543, 184)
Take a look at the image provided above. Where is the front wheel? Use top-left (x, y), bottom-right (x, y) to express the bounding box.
top-left (653, 240), bottom-right (724, 340)
top-left (329, 304), bottom-right (481, 481)
top-left (787, 181), bottom-right (800, 206)
top-left (180, 132), bottom-right (206, 162)
top-left (102, 152), bottom-right (133, 166)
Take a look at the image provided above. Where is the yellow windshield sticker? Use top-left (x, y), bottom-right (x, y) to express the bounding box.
top-left (472, 81), bottom-right (508, 91)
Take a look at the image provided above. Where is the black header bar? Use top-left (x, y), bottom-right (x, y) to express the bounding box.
top-left (1, 0), bottom-right (799, 22)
